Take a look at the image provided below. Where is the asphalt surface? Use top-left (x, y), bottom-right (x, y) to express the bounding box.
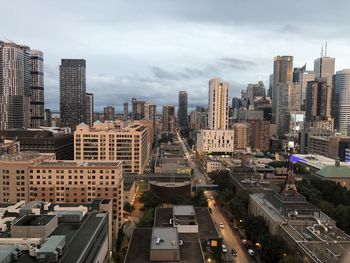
top-left (177, 131), bottom-right (254, 263)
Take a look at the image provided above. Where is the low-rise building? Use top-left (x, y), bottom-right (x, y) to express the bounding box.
top-left (196, 129), bottom-right (234, 155)
top-left (0, 139), bottom-right (20, 155)
top-left (28, 160), bottom-right (124, 238)
top-left (150, 227), bottom-right (181, 262)
top-left (0, 152), bottom-right (55, 203)
top-left (171, 206), bottom-right (198, 233)
top-left (315, 159), bottom-right (350, 190)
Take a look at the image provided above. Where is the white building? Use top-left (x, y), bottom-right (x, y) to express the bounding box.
top-left (196, 129), bottom-right (234, 154)
top-left (208, 78), bottom-right (229, 130)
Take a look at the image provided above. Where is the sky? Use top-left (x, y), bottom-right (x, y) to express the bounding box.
top-left (1, 0), bottom-right (350, 111)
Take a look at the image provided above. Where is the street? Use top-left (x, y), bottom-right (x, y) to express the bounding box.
top-left (177, 131), bottom-right (253, 263)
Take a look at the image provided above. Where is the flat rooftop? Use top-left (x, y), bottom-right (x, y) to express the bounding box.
top-left (151, 227), bottom-right (179, 250)
top-left (32, 160), bottom-right (122, 167)
top-left (0, 151), bottom-right (50, 161)
top-left (14, 215), bottom-right (56, 227)
top-left (173, 206), bottom-right (195, 216)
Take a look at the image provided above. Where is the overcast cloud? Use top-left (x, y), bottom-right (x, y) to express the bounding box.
top-left (1, 0), bottom-right (350, 111)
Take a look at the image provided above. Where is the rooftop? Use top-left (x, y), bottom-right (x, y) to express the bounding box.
top-left (316, 160), bottom-right (350, 178)
top-left (150, 227), bottom-right (179, 250)
top-left (0, 152), bottom-right (52, 162)
top-left (31, 160), bottom-right (122, 167)
top-left (173, 206), bottom-right (195, 216)
top-left (14, 215), bottom-right (56, 227)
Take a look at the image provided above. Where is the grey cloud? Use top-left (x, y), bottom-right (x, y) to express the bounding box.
top-left (219, 57), bottom-right (255, 70)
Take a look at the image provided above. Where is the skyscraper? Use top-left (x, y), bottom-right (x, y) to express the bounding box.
top-left (131, 98), bottom-right (145, 120)
top-left (305, 78), bottom-right (331, 122)
top-left (85, 92), bottom-right (94, 127)
top-left (246, 81), bottom-right (265, 105)
top-left (104, 106), bottom-right (115, 121)
top-left (123, 102), bottom-right (128, 121)
top-left (162, 105), bottom-right (175, 132)
top-left (314, 56), bottom-right (335, 88)
top-left (0, 41), bottom-right (32, 130)
top-left (59, 59), bottom-right (86, 130)
top-left (29, 50), bottom-right (44, 128)
top-left (333, 69), bottom-right (350, 135)
top-left (208, 78), bottom-right (229, 130)
top-left (293, 66), bottom-right (315, 110)
top-left (178, 91), bottom-right (188, 129)
top-left (272, 56), bottom-right (293, 121)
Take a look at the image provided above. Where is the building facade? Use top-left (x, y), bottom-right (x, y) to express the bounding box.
top-left (233, 123), bottom-right (249, 151)
top-left (178, 91), bottom-right (188, 129)
top-left (85, 92), bottom-right (94, 127)
top-left (249, 120), bottom-right (270, 151)
top-left (333, 69), bottom-right (350, 135)
top-left (208, 78), bottom-right (229, 130)
top-left (59, 59), bottom-right (86, 131)
top-left (162, 105), bottom-right (175, 132)
top-left (123, 102), bottom-right (128, 121)
top-left (74, 122), bottom-right (149, 174)
top-left (103, 106), bottom-right (115, 121)
top-left (196, 129), bottom-right (234, 154)
top-left (131, 98), bottom-right (145, 120)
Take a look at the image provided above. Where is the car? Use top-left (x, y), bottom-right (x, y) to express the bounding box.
top-left (219, 223), bottom-right (224, 228)
top-left (169, 218), bottom-right (173, 225)
top-left (222, 244), bottom-right (228, 253)
top-left (247, 248), bottom-right (255, 256)
top-left (241, 239), bottom-right (248, 245)
top-left (178, 240), bottom-right (183, 246)
top-left (231, 249), bottom-right (237, 257)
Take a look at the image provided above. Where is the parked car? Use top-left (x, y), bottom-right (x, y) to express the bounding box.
top-left (169, 218), bottom-right (173, 225)
top-left (247, 248), bottom-right (255, 256)
top-left (241, 239), bottom-right (248, 245)
top-left (178, 240), bottom-right (183, 246)
top-left (222, 244), bottom-right (228, 253)
top-left (231, 249), bottom-right (237, 257)
top-left (219, 223), bottom-right (224, 228)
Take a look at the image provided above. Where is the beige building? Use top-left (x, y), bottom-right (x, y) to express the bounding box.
top-left (196, 129), bottom-right (234, 155)
top-left (29, 160), bottom-right (123, 238)
top-left (0, 152), bottom-right (55, 203)
top-left (233, 123), bottom-right (249, 151)
top-left (208, 78), bottom-right (229, 130)
top-left (74, 121), bottom-right (149, 174)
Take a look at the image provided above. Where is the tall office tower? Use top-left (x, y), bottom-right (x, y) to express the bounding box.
top-left (246, 81), bottom-right (265, 105)
top-left (314, 55), bottom-right (335, 88)
top-left (178, 91), bottom-right (188, 129)
top-left (305, 78), bottom-right (331, 122)
top-left (293, 66), bottom-right (315, 110)
top-left (144, 103), bottom-right (157, 137)
top-left (232, 97), bottom-right (241, 119)
top-left (44, 109), bottom-right (52, 127)
top-left (104, 106), bottom-right (115, 121)
top-left (272, 56), bottom-right (293, 121)
top-left (59, 59), bottom-right (86, 131)
top-left (208, 78), bottom-right (229, 130)
top-left (123, 102), bottom-right (128, 120)
top-left (275, 82), bottom-right (301, 137)
top-left (268, 74), bottom-right (273, 98)
top-left (131, 97), bottom-right (145, 120)
top-left (0, 41), bottom-right (32, 130)
top-left (333, 70), bottom-right (350, 135)
top-left (85, 92), bottom-right (94, 126)
top-left (29, 50), bottom-right (44, 128)
top-left (162, 105), bottom-right (175, 132)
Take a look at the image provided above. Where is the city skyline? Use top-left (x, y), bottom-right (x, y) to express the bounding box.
top-left (2, 0), bottom-right (350, 111)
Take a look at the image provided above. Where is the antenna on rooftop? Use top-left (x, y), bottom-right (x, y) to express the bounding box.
top-left (325, 42), bottom-right (328, 57)
top-left (320, 45), bottom-right (324, 58)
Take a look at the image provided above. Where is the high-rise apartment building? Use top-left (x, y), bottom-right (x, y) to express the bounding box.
top-left (44, 109), bottom-right (52, 127)
top-left (333, 69), bottom-right (350, 135)
top-left (272, 56), bottom-right (293, 122)
top-left (178, 91), bottom-right (188, 129)
top-left (0, 41), bottom-right (33, 130)
top-left (85, 92), bottom-right (94, 127)
top-left (60, 59), bottom-right (86, 131)
top-left (208, 78), bottom-right (229, 130)
top-left (123, 102), bottom-right (129, 120)
top-left (131, 98), bottom-right (145, 120)
top-left (162, 105), bottom-right (175, 132)
top-left (104, 106), bottom-right (115, 121)
top-left (305, 78), bottom-right (331, 122)
top-left (246, 81), bottom-right (265, 105)
top-left (233, 123), bottom-right (249, 151)
top-left (74, 122), bottom-right (150, 174)
top-left (29, 50), bottom-right (44, 128)
top-left (249, 120), bottom-right (270, 151)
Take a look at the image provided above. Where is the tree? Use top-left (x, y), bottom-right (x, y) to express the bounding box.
top-left (123, 202), bottom-right (134, 213)
top-left (137, 208), bottom-right (154, 227)
top-left (140, 191), bottom-right (161, 209)
top-left (244, 216), bottom-right (269, 243)
top-left (193, 190), bottom-right (208, 207)
top-left (260, 235), bottom-right (289, 263)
